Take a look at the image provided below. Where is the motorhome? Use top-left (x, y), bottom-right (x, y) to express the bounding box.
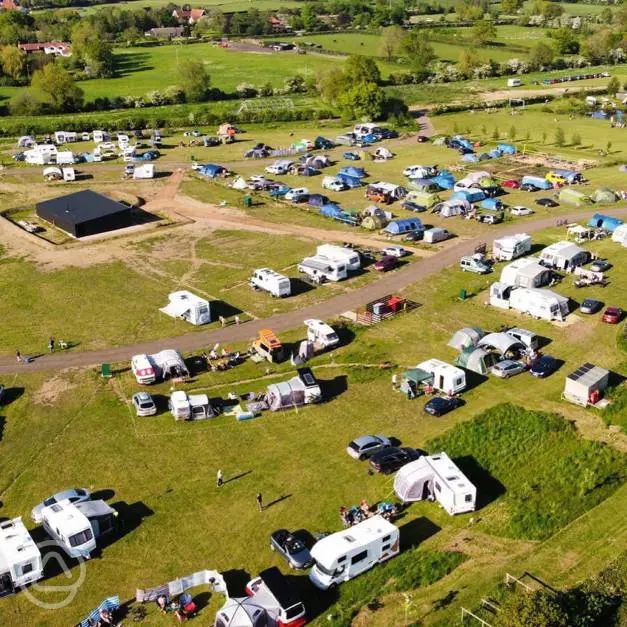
top-left (505, 327), bottom-right (540, 351)
top-left (460, 255), bottom-right (492, 274)
top-left (316, 244), bottom-right (361, 272)
top-left (40, 500), bottom-right (97, 559)
top-left (507, 78), bottom-right (522, 87)
top-left (0, 517), bottom-right (43, 597)
top-left (251, 329), bottom-right (287, 363)
top-left (304, 319), bottom-right (339, 350)
top-left (250, 268), bottom-right (292, 298)
top-left (160, 291), bottom-right (211, 326)
top-left (490, 284), bottom-right (569, 321)
top-left (309, 516), bottom-right (399, 590)
top-left (415, 359), bottom-right (466, 395)
top-left (169, 391), bottom-right (215, 421)
top-left (298, 256), bottom-right (348, 283)
top-left (492, 233), bottom-right (532, 261)
top-left (131, 354), bottom-right (157, 384)
top-left (394, 452), bottom-right (477, 515)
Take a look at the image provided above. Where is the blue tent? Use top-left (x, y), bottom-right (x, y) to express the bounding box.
top-left (487, 149), bottom-right (502, 158)
top-left (384, 218), bottom-right (424, 236)
top-left (431, 174), bottom-right (455, 190)
top-left (308, 193), bottom-right (329, 207)
top-left (462, 153), bottom-right (479, 162)
top-left (480, 197), bottom-right (503, 211)
top-left (553, 169), bottom-right (582, 183)
top-left (451, 189), bottom-right (486, 203)
top-left (497, 143), bottom-right (517, 154)
top-left (337, 173), bottom-right (363, 188)
top-left (591, 111), bottom-right (607, 119)
top-left (199, 164), bottom-right (226, 178)
top-left (339, 166), bottom-right (365, 178)
top-left (588, 213), bottom-right (624, 232)
top-left (320, 203), bottom-right (343, 219)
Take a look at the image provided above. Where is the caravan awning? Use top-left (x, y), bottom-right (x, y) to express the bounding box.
top-left (401, 368), bottom-right (432, 384)
top-left (478, 332), bottom-right (525, 356)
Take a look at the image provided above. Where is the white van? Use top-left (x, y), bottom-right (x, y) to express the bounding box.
top-left (316, 244), bottom-right (361, 272)
top-left (250, 268), bottom-right (291, 298)
top-left (507, 78), bottom-right (522, 88)
top-left (309, 516), bottom-right (399, 590)
top-left (304, 319), bottom-right (339, 349)
top-left (41, 500), bottom-right (96, 560)
top-left (322, 176), bottom-right (346, 192)
top-left (460, 255), bottom-right (492, 274)
top-left (131, 354), bottom-right (157, 384)
top-left (298, 256), bottom-right (348, 283)
top-left (424, 227), bottom-right (450, 244)
top-left (505, 327), bottom-right (540, 351)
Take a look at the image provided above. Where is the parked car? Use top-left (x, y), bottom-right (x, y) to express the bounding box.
top-left (369, 447), bottom-right (422, 474)
top-left (424, 396), bottom-right (464, 417)
top-left (270, 529), bottom-right (313, 569)
top-left (322, 178), bottom-right (346, 192)
top-left (477, 213), bottom-right (502, 225)
top-left (503, 179), bottom-right (520, 189)
top-left (382, 246), bottom-right (408, 258)
top-left (590, 259), bottom-right (611, 273)
top-left (510, 206), bottom-right (534, 216)
top-left (530, 355), bottom-right (559, 378)
top-left (491, 359), bottom-right (526, 378)
top-left (265, 162), bottom-right (293, 175)
top-left (404, 231), bottom-right (423, 242)
top-left (416, 135), bottom-right (429, 143)
top-left (285, 187), bottom-right (309, 201)
top-left (580, 298), bottom-right (603, 314)
top-left (346, 435), bottom-right (392, 460)
top-left (536, 198), bottom-right (559, 207)
top-left (373, 255), bottom-right (398, 272)
top-left (375, 128), bottom-right (398, 140)
top-left (402, 200), bottom-right (426, 213)
top-left (602, 306), bottom-right (623, 324)
top-left (132, 392), bottom-right (157, 416)
top-left (521, 183), bottom-right (539, 192)
top-left (31, 488), bottom-right (91, 523)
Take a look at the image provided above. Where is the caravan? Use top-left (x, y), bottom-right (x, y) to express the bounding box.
top-left (169, 391), bottom-right (215, 421)
top-left (0, 517), bottom-right (43, 597)
top-left (316, 244), bottom-right (361, 272)
top-left (492, 233), bottom-right (532, 261)
top-left (40, 500), bottom-right (97, 559)
top-left (250, 268), bottom-right (292, 298)
top-left (298, 256), bottom-right (348, 283)
top-left (415, 359), bottom-right (466, 395)
top-left (539, 241), bottom-right (589, 270)
top-left (304, 319), bottom-right (339, 350)
top-left (160, 291), bottom-right (211, 326)
top-left (490, 284), bottom-right (569, 321)
top-left (308, 516), bottom-right (399, 590)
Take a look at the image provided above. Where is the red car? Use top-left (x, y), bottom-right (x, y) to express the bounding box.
top-left (602, 307), bottom-right (623, 324)
top-left (503, 179), bottom-right (520, 189)
top-left (374, 255), bottom-right (398, 272)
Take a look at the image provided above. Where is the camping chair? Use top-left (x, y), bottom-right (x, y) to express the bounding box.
top-left (101, 363), bottom-right (112, 379)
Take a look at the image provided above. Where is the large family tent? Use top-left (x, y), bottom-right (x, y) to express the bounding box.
top-left (500, 257), bottom-right (552, 288)
top-left (215, 597), bottom-right (267, 627)
top-left (431, 171), bottom-right (456, 190)
top-left (409, 178), bottom-right (440, 193)
top-left (590, 188), bottom-right (619, 204)
top-left (360, 205), bottom-right (388, 230)
top-left (198, 164), bottom-right (227, 178)
top-left (405, 191), bottom-right (441, 208)
top-left (265, 368), bottom-right (321, 411)
top-left (558, 187), bottom-right (592, 206)
top-left (319, 203), bottom-right (343, 219)
top-left (384, 218), bottom-right (424, 236)
top-left (455, 346), bottom-right (496, 375)
top-left (611, 223), bottom-right (627, 246)
top-left (433, 199), bottom-right (470, 217)
top-left (451, 189), bottom-right (486, 203)
top-left (497, 143), bottom-right (517, 155)
top-left (588, 213), bottom-right (623, 232)
top-left (477, 333), bottom-right (525, 356)
top-left (447, 327), bottom-right (485, 351)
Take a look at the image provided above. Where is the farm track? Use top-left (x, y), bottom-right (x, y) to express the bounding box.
top-left (1, 205), bottom-right (626, 375)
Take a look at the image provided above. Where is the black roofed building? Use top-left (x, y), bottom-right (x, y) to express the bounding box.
top-left (36, 190), bottom-right (133, 238)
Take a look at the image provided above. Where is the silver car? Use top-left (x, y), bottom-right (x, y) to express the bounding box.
top-left (31, 488), bottom-right (91, 523)
top-left (132, 392), bottom-right (157, 416)
top-left (491, 359), bottom-right (526, 379)
top-left (347, 435), bottom-right (392, 460)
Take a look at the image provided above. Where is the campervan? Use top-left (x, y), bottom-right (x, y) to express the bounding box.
top-left (415, 359), bottom-right (466, 395)
top-left (492, 233), bottom-right (532, 261)
top-left (507, 78), bottom-right (522, 88)
top-left (316, 244), bottom-right (361, 272)
top-left (169, 391), bottom-right (214, 421)
top-left (298, 256), bottom-right (348, 283)
top-left (460, 256), bottom-right (492, 274)
top-left (160, 291), bottom-right (211, 326)
top-left (40, 500), bottom-right (97, 559)
top-left (423, 227), bottom-right (450, 244)
top-left (309, 516), bottom-right (399, 590)
top-left (252, 329), bottom-right (287, 363)
top-left (304, 319), bottom-right (339, 349)
top-left (250, 268), bottom-right (291, 298)
top-left (131, 354), bottom-right (157, 384)
top-left (0, 517), bottom-right (43, 596)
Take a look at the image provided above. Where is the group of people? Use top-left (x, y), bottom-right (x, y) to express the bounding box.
top-left (202, 347), bottom-right (243, 372)
top-left (339, 500), bottom-right (397, 527)
top-left (156, 593), bottom-right (197, 622)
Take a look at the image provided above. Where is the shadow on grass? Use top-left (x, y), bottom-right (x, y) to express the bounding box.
top-left (113, 52), bottom-right (152, 78)
top-left (0, 416), bottom-right (3, 443)
top-left (265, 493), bottom-right (292, 509)
top-left (399, 516), bottom-right (441, 550)
top-left (289, 278), bottom-right (316, 297)
top-left (453, 455), bottom-right (505, 509)
top-left (321, 375), bottom-right (348, 402)
top-left (223, 470), bottom-right (253, 485)
top-left (130, 207), bottom-right (161, 226)
top-left (212, 300), bottom-right (244, 319)
top-left (1, 386), bottom-right (24, 404)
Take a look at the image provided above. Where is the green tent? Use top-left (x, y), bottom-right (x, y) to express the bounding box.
top-left (559, 188), bottom-right (592, 206)
top-left (454, 347), bottom-right (497, 376)
top-left (591, 187), bottom-right (618, 203)
top-left (400, 368), bottom-right (432, 394)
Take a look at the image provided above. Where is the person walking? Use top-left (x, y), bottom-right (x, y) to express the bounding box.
top-left (48, 337), bottom-right (55, 353)
top-left (16, 350), bottom-right (21, 363)
top-left (216, 469), bottom-right (224, 487)
top-left (256, 493), bottom-right (263, 512)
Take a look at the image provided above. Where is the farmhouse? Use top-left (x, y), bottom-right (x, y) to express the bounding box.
top-left (172, 7), bottom-right (205, 23)
top-left (36, 190), bottom-right (133, 238)
top-left (18, 41), bottom-right (71, 57)
top-left (145, 27), bottom-right (185, 38)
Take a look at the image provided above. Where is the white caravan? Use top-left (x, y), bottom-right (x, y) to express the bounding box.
top-left (250, 268), bottom-right (291, 298)
top-left (298, 256), bottom-right (348, 283)
top-left (54, 131), bottom-right (77, 144)
top-left (539, 240), bottom-right (589, 270)
top-left (169, 391), bottom-right (214, 421)
top-left (304, 319), bottom-right (339, 350)
top-left (56, 151), bottom-right (75, 165)
top-left (0, 517), bottom-right (43, 596)
top-left (24, 144), bottom-right (57, 165)
top-left (316, 244), bottom-right (361, 272)
top-left (499, 257), bottom-right (552, 289)
top-left (492, 233), bottom-right (532, 261)
top-left (309, 516), bottom-right (399, 590)
top-left (41, 500), bottom-right (96, 559)
top-left (160, 291), bottom-right (211, 326)
top-left (611, 224), bottom-right (627, 247)
top-left (415, 358), bottom-right (466, 395)
top-left (62, 167), bottom-right (76, 182)
top-left (394, 452), bottom-right (477, 515)
top-left (92, 130), bottom-right (111, 143)
top-left (490, 284), bottom-right (569, 321)
top-left (133, 164), bottom-right (154, 179)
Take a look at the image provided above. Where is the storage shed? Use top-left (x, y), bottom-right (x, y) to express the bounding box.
top-left (36, 190), bottom-right (132, 238)
top-left (563, 363), bottom-right (609, 407)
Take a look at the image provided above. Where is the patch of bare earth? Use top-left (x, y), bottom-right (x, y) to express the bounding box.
top-left (32, 373), bottom-right (78, 405)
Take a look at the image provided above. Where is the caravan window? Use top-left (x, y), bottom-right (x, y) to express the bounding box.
top-left (381, 544), bottom-right (391, 552)
top-left (351, 550), bottom-right (368, 565)
top-left (20, 563), bottom-right (33, 576)
top-left (434, 482), bottom-right (442, 493)
top-left (337, 555), bottom-right (346, 563)
top-left (465, 494), bottom-right (473, 503)
top-left (382, 535), bottom-right (391, 543)
top-left (455, 378), bottom-right (463, 386)
top-left (69, 529), bottom-right (93, 547)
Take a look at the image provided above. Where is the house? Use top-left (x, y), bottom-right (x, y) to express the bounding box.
top-left (563, 363), bottom-right (610, 407)
top-left (415, 358), bottom-right (466, 395)
top-left (492, 233), bottom-right (532, 261)
top-left (145, 26), bottom-right (185, 38)
top-left (172, 7), bottom-right (206, 24)
top-left (265, 368), bottom-right (322, 411)
top-left (500, 257), bottom-right (552, 289)
top-left (490, 284), bottom-right (569, 321)
top-left (0, 0), bottom-right (21, 10)
top-left (269, 15), bottom-right (290, 32)
top-left (540, 241), bottom-right (589, 270)
top-left (394, 452), bottom-right (477, 515)
top-left (160, 291), bottom-right (211, 326)
top-left (0, 517), bottom-right (43, 596)
top-left (18, 41), bottom-right (71, 57)
top-left (36, 190), bottom-right (133, 238)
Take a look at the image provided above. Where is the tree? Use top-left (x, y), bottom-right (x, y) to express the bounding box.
top-left (571, 132), bottom-right (581, 146)
top-left (456, 0), bottom-right (487, 21)
top-left (9, 89), bottom-right (44, 115)
top-left (337, 81), bottom-right (387, 121)
top-left (0, 45), bottom-right (25, 81)
top-left (551, 28), bottom-right (580, 55)
top-left (600, 7), bottom-right (613, 24)
top-left (458, 49), bottom-right (481, 77)
top-left (400, 31), bottom-right (436, 75)
top-left (554, 126), bottom-right (565, 146)
top-left (508, 125), bottom-right (517, 140)
top-left (71, 22), bottom-right (114, 78)
top-left (472, 19), bottom-right (497, 45)
top-left (379, 25), bottom-right (404, 61)
top-left (582, 29), bottom-right (614, 64)
top-left (501, 0), bottom-right (523, 14)
top-left (301, 3), bottom-right (322, 31)
top-left (530, 42), bottom-right (554, 69)
top-left (607, 76), bottom-right (620, 96)
top-left (31, 63), bottom-right (84, 112)
top-left (178, 59), bottom-right (210, 102)
top-left (344, 55), bottom-right (381, 85)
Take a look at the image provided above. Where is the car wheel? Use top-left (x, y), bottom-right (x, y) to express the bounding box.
top-left (359, 454), bottom-right (366, 461)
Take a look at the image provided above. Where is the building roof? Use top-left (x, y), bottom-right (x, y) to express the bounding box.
top-left (566, 362), bottom-right (609, 388)
top-left (0, 0), bottom-right (20, 10)
top-left (36, 190), bottom-right (129, 226)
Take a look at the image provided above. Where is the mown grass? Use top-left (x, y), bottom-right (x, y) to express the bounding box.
top-left (428, 404), bottom-right (627, 540)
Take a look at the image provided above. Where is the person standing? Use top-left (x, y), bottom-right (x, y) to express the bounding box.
top-left (16, 350), bottom-right (21, 363)
top-left (216, 469), bottom-right (224, 487)
top-left (256, 493), bottom-right (263, 512)
top-left (48, 337), bottom-right (54, 353)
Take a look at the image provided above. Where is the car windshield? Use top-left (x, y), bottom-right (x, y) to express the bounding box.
top-left (43, 496), bottom-right (57, 507)
top-left (349, 442), bottom-right (360, 451)
top-left (69, 528), bottom-right (93, 547)
top-left (314, 561), bottom-right (335, 576)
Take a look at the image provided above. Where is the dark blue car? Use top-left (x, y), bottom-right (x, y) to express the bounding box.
top-left (530, 355), bottom-right (558, 378)
top-left (424, 396), bottom-right (463, 416)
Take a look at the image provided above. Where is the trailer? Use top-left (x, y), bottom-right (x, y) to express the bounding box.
top-left (297, 256), bottom-right (348, 283)
top-left (492, 233), bottom-right (532, 261)
top-left (41, 500), bottom-right (97, 559)
top-left (0, 517), bottom-right (43, 597)
top-left (250, 268), bottom-right (291, 298)
top-left (315, 244), bottom-right (361, 271)
top-left (74, 501), bottom-right (117, 541)
top-left (490, 283), bottom-right (569, 321)
top-left (133, 164), bottom-right (154, 179)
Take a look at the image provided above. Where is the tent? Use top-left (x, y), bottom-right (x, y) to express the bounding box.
top-left (480, 198), bottom-right (503, 211)
top-left (399, 368), bottom-right (432, 395)
top-left (409, 178), bottom-right (440, 193)
top-left (447, 327), bottom-right (485, 351)
top-left (431, 173), bottom-right (455, 190)
top-left (432, 136), bottom-right (447, 146)
top-left (433, 200), bottom-right (469, 217)
top-left (215, 597), bottom-right (267, 627)
top-left (320, 203), bottom-right (343, 219)
top-left (558, 188), bottom-right (592, 206)
top-left (374, 147), bottom-right (393, 160)
top-left (17, 136), bottom-right (35, 148)
top-left (590, 188), bottom-right (619, 204)
top-left (611, 223), bottom-right (627, 246)
top-left (588, 213), bottom-right (623, 232)
top-left (265, 369), bottom-right (321, 411)
top-left (497, 143), bottom-right (517, 155)
top-left (553, 169), bottom-right (583, 184)
top-left (308, 194), bottom-right (328, 207)
top-left (231, 176), bottom-right (248, 190)
top-left (337, 172), bottom-right (362, 188)
top-left (199, 164), bottom-right (227, 178)
top-left (384, 218), bottom-right (423, 236)
top-left (477, 332), bottom-right (525, 356)
top-left (455, 347), bottom-right (496, 375)
top-left (451, 189), bottom-right (486, 203)
top-left (405, 191), bottom-right (441, 208)
top-left (462, 153), bottom-right (479, 163)
top-left (314, 136), bottom-right (334, 150)
top-left (339, 166), bottom-right (365, 179)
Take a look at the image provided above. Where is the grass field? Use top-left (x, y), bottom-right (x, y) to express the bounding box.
top-left (54, 0), bottom-right (301, 14)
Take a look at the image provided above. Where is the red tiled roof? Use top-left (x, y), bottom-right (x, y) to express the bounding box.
top-left (0, 0), bottom-right (20, 10)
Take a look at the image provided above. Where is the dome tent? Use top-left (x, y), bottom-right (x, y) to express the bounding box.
top-left (215, 597), bottom-right (267, 627)
top-left (447, 327), bottom-right (485, 352)
top-left (454, 347), bottom-right (496, 375)
top-left (590, 188), bottom-right (619, 204)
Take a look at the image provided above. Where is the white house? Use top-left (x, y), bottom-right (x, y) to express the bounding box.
top-left (0, 517), bottom-right (43, 596)
top-left (415, 358), bottom-right (466, 395)
top-left (490, 284), bottom-right (569, 321)
top-left (41, 500), bottom-right (97, 559)
top-left (160, 291), bottom-right (211, 326)
top-left (316, 244), bottom-right (361, 271)
top-left (500, 257), bottom-right (552, 289)
top-left (394, 452), bottom-right (477, 515)
top-left (540, 240), bottom-right (589, 270)
top-left (492, 233), bottom-right (532, 261)
top-left (250, 268), bottom-right (291, 298)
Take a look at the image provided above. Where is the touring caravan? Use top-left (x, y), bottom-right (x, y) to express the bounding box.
top-left (298, 256), bottom-right (348, 283)
top-left (54, 131), bottom-right (77, 144)
top-left (169, 391), bottom-right (215, 421)
top-left (304, 319), bottom-right (339, 350)
top-left (423, 227), bottom-right (450, 244)
top-left (490, 284), bottom-right (569, 321)
top-left (250, 268), bottom-right (291, 298)
top-left (160, 291), bottom-right (211, 326)
top-left (62, 167), bottom-right (76, 182)
top-left (133, 164), bottom-right (154, 179)
top-left (539, 241), bottom-right (589, 270)
top-left (316, 244), bottom-right (361, 272)
top-left (308, 516), bottom-right (399, 590)
top-left (93, 130), bottom-right (111, 143)
top-left (41, 500), bottom-right (97, 559)
top-left (415, 359), bottom-right (466, 395)
top-left (394, 452), bottom-right (477, 515)
top-left (0, 517), bottom-right (43, 597)
top-left (492, 233), bottom-right (532, 261)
